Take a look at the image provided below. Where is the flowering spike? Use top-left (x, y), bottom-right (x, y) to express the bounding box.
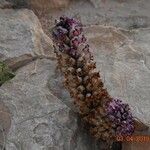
top-left (52, 16), bottom-right (134, 143)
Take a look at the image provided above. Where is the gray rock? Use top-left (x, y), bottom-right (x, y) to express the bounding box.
top-left (0, 9), bottom-right (54, 63)
top-left (0, 101), bottom-right (11, 147)
top-left (0, 0), bottom-right (13, 8)
top-left (29, 0), bottom-right (70, 10)
top-left (6, 0), bottom-right (28, 8)
top-left (89, 0), bottom-right (102, 8)
top-left (5, 0), bottom-right (70, 9)
top-left (46, 0), bottom-right (150, 30)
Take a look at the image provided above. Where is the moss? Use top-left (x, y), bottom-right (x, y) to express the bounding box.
top-left (0, 62), bottom-right (15, 86)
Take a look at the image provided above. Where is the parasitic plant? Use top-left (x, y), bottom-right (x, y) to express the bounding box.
top-left (51, 16), bottom-right (147, 145)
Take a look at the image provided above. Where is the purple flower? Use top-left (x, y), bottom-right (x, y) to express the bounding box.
top-left (106, 99), bottom-right (134, 135)
top-left (52, 16), bottom-right (87, 58)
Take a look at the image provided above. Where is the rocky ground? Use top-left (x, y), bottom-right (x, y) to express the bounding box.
top-left (0, 0), bottom-right (150, 150)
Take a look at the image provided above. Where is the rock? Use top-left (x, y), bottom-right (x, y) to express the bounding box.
top-left (0, 0), bottom-right (13, 8)
top-left (6, 0), bottom-right (70, 10)
top-left (0, 101), bottom-right (11, 146)
top-left (123, 142), bottom-right (150, 150)
top-left (5, 0), bottom-right (30, 8)
top-left (0, 59), bottom-right (67, 149)
top-left (45, 0), bottom-right (150, 30)
top-left (89, 0), bottom-right (102, 8)
top-left (0, 8), bottom-right (55, 69)
top-left (29, 0), bottom-right (70, 10)
top-left (4, 54), bottom-right (36, 72)
top-left (134, 118), bottom-right (149, 132)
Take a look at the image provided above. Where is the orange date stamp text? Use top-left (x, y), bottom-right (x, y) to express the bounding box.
top-left (116, 135), bottom-right (150, 142)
